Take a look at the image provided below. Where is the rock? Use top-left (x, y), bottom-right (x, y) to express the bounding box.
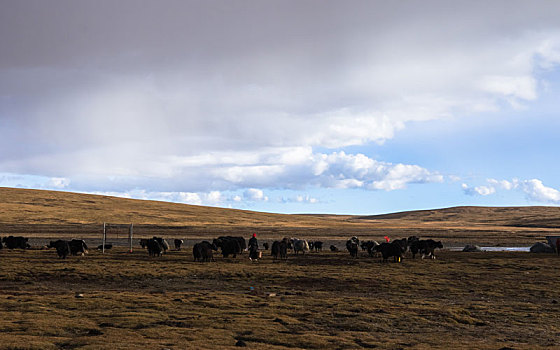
top-left (462, 244), bottom-right (482, 252)
top-left (235, 340), bottom-right (247, 347)
top-left (530, 242), bottom-right (555, 253)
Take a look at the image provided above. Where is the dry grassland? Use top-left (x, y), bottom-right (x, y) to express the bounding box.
top-left (1, 187), bottom-right (560, 349)
top-left (1, 248), bottom-right (559, 349)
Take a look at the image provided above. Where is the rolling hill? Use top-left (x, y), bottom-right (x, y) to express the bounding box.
top-left (0, 187), bottom-right (332, 227)
top-left (1, 187), bottom-right (559, 243)
top-left (354, 206), bottom-right (560, 228)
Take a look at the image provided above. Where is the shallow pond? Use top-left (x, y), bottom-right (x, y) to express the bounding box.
top-left (447, 246), bottom-right (531, 252)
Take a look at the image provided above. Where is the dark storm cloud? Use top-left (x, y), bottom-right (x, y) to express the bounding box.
top-left (3, 0), bottom-right (558, 69)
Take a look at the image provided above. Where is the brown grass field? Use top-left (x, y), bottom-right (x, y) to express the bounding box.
top-left (1, 187), bottom-right (560, 349)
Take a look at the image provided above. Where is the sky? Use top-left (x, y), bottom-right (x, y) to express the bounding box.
top-left (1, 0), bottom-right (560, 214)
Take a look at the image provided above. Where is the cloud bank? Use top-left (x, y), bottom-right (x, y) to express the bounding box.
top-left (1, 1), bottom-right (560, 206)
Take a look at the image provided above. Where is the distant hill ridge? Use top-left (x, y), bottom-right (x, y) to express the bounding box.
top-left (355, 206), bottom-right (560, 228)
top-left (1, 187), bottom-right (560, 229)
top-left (0, 187), bottom-right (331, 227)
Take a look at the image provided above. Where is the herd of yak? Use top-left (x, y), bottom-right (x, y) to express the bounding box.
top-left (0, 234), bottom-right (443, 263)
top-left (137, 235), bottom-right (443, 263)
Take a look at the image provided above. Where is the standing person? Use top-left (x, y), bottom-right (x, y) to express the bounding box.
top-left (248, 233), bottom-right (258, 250)
top-left (248, 233), bottom-right (259, 260)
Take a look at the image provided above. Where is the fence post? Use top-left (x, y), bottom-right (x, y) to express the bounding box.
top-left (129, 223), bottom-right (133, 253)
top-left (102, 222), bottom-right (106, 254)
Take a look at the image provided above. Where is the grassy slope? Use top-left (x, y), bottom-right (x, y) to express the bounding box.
top-left (0, 187), bottom-right (334, 227)
top-left (1, 187), bottom-right (560, 244)
top-left (356, 206), bottom-right (560, 228)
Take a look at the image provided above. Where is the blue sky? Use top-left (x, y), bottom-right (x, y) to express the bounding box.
top-left (1, 1), bottom-right (560, 214)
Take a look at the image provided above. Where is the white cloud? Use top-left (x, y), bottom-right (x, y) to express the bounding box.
top-left (520, 179), bottom-right (560, 203)
top-left (367, 163), bottom-right (444, 191)
top-left (463, 178), bottom-right (560, 204)
top-left (177, 192), bottom-right (202, 205)
top-left (479, 75), bottom-right (537, 101)
top-left (220, 150), bottom-right (444, 191)
top-left (0, 173), bottom-right (71, 190)
top-left (537, 37), bottom-right (560, 69)
top-left (47, 177), bottom-right (70, 189)
top-left (449, 175), bottom-right (462, 182)
top-left (243, 188), bottom-right (268, 202)
top-left (1, 146), bottom-right (443, 196)
top-left (462, 183), bottom-right (496, 196)
top-left (87, 190), bottom-right (223, 206)
top-left (280, 194), bottom-right (319, 204)
top-left (487, 178), bottom-right (516, 191)
top-left (81, 188), bottom-right (324, 208)
top-left (295, 195), bottom-right (318, 204)
top-left (206, 191), bottom-right (223, 204)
